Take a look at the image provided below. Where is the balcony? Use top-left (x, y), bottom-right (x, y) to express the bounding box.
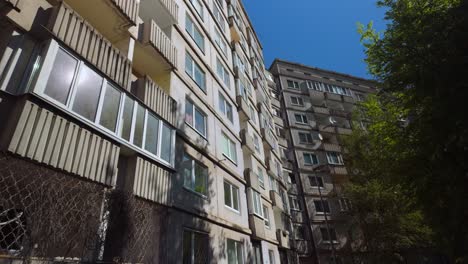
top-left (318, 125), bottom-right (335, 134)
top-left (313, 106), bottom-right (330, 115)
top-left (249, 214), bottom-right (266, 239)
top-left (48, 2), bottom-right (132, 90)
top-left (134, 19), bottom-right (177, 80)
top-left (240, 129), bottom-right (256, 154)
top-left (261, 128), bottom-right (276, 150)
top-left (343, 95), bottom-right (355, 104)
top-left (274, 115), bottom-right (284, 127)
top-left (7, 101), bottom-right (120, 186)
top-left (228, 16), bottom-right (241, 43)
top-left (236, 96), bottom-right (250, 122)
top-left (277, 229), bottom-right (290, 249)
top-left (265, 154), bottom-right (280, 179)
top-left (133, 76), bottom-right (177, 126)
top-left (270, 191), bottom-right (284, 211)
top-left (330, 109), bottom-right (350, 119)
top-left (337, 127), bottom-right (352, 135)
top-left (322, 143), bottom-right (341, 152)
top-left (325, 92), bottom-right (343, 102)
top-left (256, 85), bottom-right (266, 104)
top-left (63, 0), bottom-right (139, 41)
top-left (140, 0), bottom-right (179, 26)
top-left (245, 168), bottom-right (261, 191)
top-left (271, 97), bottom-right (281, 108)
top-left (132, 156), bottom-right (171, 205)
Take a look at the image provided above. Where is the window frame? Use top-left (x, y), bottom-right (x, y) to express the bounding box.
top-left (313, 199), bottom-right (331, 215)
top-left (326, 152), bottom-right (344, 165)
top-left (189, 0), bottom-right (204, 20)
top-left (289, 196), bottom-right (301, 211)
top-left (263, 205), bottom-right (270, 228)
top-left (309, 176), bottom-right (324, 188)
top-left (287, 80), bottom-right (299, 89)
top-left (221, 132), bottom-right (237, 164)
top-left (298, 132), bottom-right (314, 144)
top-left (219, 92), bottom-right (233, 123)
top-left (303, 152), bottom-right (319, 165)
top-left (226, 238), bottom-right (244, 264)
top-left (290, 96), bottom-right (304, 106)
top-left (216, 57), bottom-right (230, 88)
top-left (294, 113), bottom-right (308, 124)
top-left (251, 190), bottom-right (263, 218)
top-left (185, 14), bottom-right (205, 52)
top-left (185, 98), bottom-right (208, 138)
top-left (320, 227), bottom-right (338, 243)
top-left (183, 229), bottom-right (210, 264)
top-left (185, 52), bottom-right (206, 91)
top-left (224, 180), bottom-right (240, 213)
top-left (183, 153), bottom-right (209, 197)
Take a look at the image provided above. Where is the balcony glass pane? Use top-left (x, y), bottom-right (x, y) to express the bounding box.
top-left (99, 84), bottom-right (121, 131)
top-left (144, 113), bottom-right (159, 155)
top-left (121, 96), bottom-right (134, 141)
top-left (72, 65), bottom-right (103, 121)
top-left (44, 49), bottom-right (77, 104)
top-left (133, 104), bottom-right (145, 147)
top-left (160, 123), bottom-right (173, 163)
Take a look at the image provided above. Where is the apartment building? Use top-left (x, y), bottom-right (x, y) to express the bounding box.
top-left (0, 0), bottom-right (289, 263)
top-left (269, 59), bottom-right (376, 264)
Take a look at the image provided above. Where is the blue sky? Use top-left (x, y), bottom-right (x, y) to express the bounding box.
top-left (243, 0), bottom-right (388, 79)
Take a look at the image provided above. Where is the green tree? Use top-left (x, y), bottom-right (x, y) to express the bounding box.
top-left (344, 0), bottom-right (468, 262)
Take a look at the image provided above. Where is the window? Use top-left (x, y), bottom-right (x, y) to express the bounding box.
top-left (269, 250), bottom-right (275, 264)
top-left (98, 84), bottom-right (121, 132)
top-left (257, 167), bottom-right (265, 188)
top-left (289, 196), bottom-right (301, 210)
top-left (339, 198), bottom-right (351, 212)
top-left (185, 53), bottom-right (206, 91)
top-left (314, 200), bottom-right (331, 214)
top-left (320, 227), bottom-right (337, 242)
top-left (221, 133), bottom-right (237, 163)
top-left (287, 80), bottom-right (299, 89)
top-left (71, 64), bottom-right (103, 121)
top-left (252, 243), bottom-right (262, 264)
top-left (43, 48), bottom-right (78, 104)
top-left (35, 41), bottom-right (176, 166)
top-left (251, 190), bottom-right (263, 217)
top-left (249, 104), bottom-right (257, 123)
top-left (219, 93), bottom-right (233, 122)
top-left (227, 239), bottom-right (244, 264)
top-left (224, 181), bottom-right (239, 211)
top-left (303, 153), bottom-right (319, 165)
top-left (298, 132), bottom-right (313, 144)
top-left (290, 96), bottom-right (304, 106)
top-left (294, 224), bottom-right (305, 240)
top-left (214, 28), bottom-right (228, 55)
top-left (183, 230), bottom-right (209, 264)
top-left (326, 152), bottom-right (344, 165)
top-left (183, 153), bottom-right (208, 196)
top-left (189, 0), bottom-right (204, 19)
top-left (213, 3), bottom-right (225, 32)
top-left (263, 205), bottom-right (270, 228)
top-left (294, 113), bottom-right (308, 124)
top-left (269, 175), bottom-right (277, 192)
top-left (185, 99), bottom-right (207, 137)
top-left (309, 176), bottom-right (324, 188)
top-left (253, 134), bottom-right (260, 153)
top-left (185, 15), bottom-right (205, 52)
top-left (216, 58), bottom-right (230, 87)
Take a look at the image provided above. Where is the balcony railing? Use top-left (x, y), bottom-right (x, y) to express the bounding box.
top-left (245, 168), bottom-right (261, 192)
top-left (133, 156), bottom-right (172, 205)
top-left (277, 229), bottom-right (290, 249)
top-left (270, 190), bottom-right (284, 211)
top-left (48, 2), bottom-right (132, 90)
top-left (159, 0), bottom-right (179, 22)
top-left (236, 96), bottom-right (250, 122)
top-left (142, 20), bottom-right (178, 68)
top-left (8, 101), bottom-right (120, 186)
top-left (240, 129), bottom-right (256, 154)
top-left (133, 76), bottom-right (177, 126)
top-left (110, 0), bottom-right (140, 25)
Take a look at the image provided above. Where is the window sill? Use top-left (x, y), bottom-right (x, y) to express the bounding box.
top-left (222, 153), bottom-right (237, 166)
top-left (224, 205), bottom-right (240, 215)
top-left (185, 122), bottom-right (208, 141)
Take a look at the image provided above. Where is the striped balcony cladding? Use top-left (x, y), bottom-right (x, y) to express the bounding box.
top-left (110, 0), bottom-right (140, 25)
top-left (8, 101), bottom-right (120, 186)
top-left (133, 157), bottom-right (171, 205)
top-left (48, 2), bottom-right (132, 90)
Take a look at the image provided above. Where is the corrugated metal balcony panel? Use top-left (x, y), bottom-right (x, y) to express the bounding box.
top-left (144, 20), bottom-right (178, 68)
top-left (8, 101), bottom-right (120, 186)
top-left (48, 2), bottom-right (132, 90)
top-left (133, 156), bottom-right (172, 205)
top-left (159, 0), bottom-right (179, 22)
top-left (134, 77), bottom-right (177, 126)
top-left (110, 0), bottom-right (140, 25)
top-left (323, 143), bottom-right (341, 152)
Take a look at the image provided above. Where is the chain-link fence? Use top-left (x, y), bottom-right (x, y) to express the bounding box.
top-left (0, 152), bottom-right (165, 264)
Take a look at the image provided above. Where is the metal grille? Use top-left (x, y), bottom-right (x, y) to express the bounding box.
top-left (0, 152), bottom-right (165, 263)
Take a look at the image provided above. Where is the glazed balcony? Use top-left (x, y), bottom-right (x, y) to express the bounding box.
top-left (240, 129), bottom-right (256, 154)
top-left (249, 214), bottom-right (266, 239)
top-left (270, 190), bottom-right (284, 211)
top-left (277, 229), bottom-right (290, 249)
top-left (63, 0), bottom-right (139, 42)
top-left (261, 128), bottom-right (276, 150)
top-left (134, 19), bottom-right (177, 80)
top-left (48, 2), bottom-right (132, 89)
top-left (313, 106), bottom-right (330, 115)
top-left (133, 76), bottom-right (177, 126)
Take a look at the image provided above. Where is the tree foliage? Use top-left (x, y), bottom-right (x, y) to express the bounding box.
top-left (344, 0), bottom-right (468, 262)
